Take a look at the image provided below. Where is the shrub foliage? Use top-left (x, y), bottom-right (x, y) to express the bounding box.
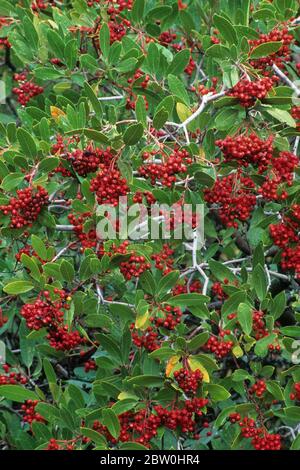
top-left (0, 0), bottom-right (300, 451)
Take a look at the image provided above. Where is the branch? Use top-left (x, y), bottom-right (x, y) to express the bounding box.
top-left (272, 64), bottom-right (300, 97)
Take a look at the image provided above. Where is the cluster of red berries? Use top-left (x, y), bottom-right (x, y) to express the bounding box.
top-left (133, 190), bottom-right (156, 206)
top-left (269, 205), bottom-right (300, 277)
top-left (249, 27), bottom-right (294, 70)
top-left (259, 151), bottom-right (298, 201)
top-left (138, 149), bottom-right (192, 187)
top-left (290, 382), bottom-right (300, 401)
top-left (21, 290), bottom-right (84, 351)
top-left (151, 244), bottom-right (174, 275)
top-left (107, 15), bottom-right (131, 44)
top-left (46, 438), bottom-right (75, 451)
top-left (47, 326), bottom-right (84, 351)
top-left (0, 306), bottom-right (8, 327)
top-left (90, 167), bottom-right (129, 206)
top-left (15, 244), bottom-right (44, 264)
top-left (174, 368), bottom-right (203, 395)
top-left (292, 106), bottom-right (300, 130)
top-left (0, 365), bottom-right (27, 385)
top-left (120, 254), bottom-right (151, 280)
top-left (21, 400), bottom-right (45, 425)
top-left (127, 69), bottom-right (150, 89)
top-left (204, 334), bottom-right (233, 359)
top-left (211, 281), bottom-right (228, 300)
top-left (249, 379), bottom-right (267, 398)
top-left (31, 0), bottom-right (49, 10)
top-left (229, 414), bottom-right (281, 450)
top-left (84, 360), bottom-right (96, 372)
top-left (93, 397), bottom-right (208, 446)
top-left (130, 325), bottom-right (160, 352)
top-left (204, 173), bottom-right (256, 228)
top-left (153, 305), bottom-right (182, 330)
top-left (227, 77), bottom-right (275, 107)
top-left (0, 186), bottom-right (48, 229)
top-left (216, 133), bottom-right (273, 172)
top-left (252, 310), bottom-right (268, 340)
top-left (172, 279), bottom-right (202, 295)
top-left (67, 212), bottom-right (98, 251)
top-left (12, 79), bottom-right (44, 106)
top-left (66, 148), bottom-right (104, 176)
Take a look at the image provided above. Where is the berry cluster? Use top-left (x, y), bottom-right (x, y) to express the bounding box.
top-left (211, 281), bottom-right (228, 300)
top-left (21, 400), bottom-right (45, 425)
top-left (151, 244), bottom-right (175, 275)
top-left (0, 365), bottom-right (27, 385)
top-left (292, 106), bottom-right (300, 130)
top-left (84, 359), bottom-right (96, 372)
top-left (269, 205), bottom-right (300, 278)
top-left (204, 334), bottom-right (233, 359)
top-left (239, 416), bottom-right (281, 450)
top-left (227, 77), bottom-right (275, 107)
top-left (0, 186), bottom-right (48, 229)
top-left (68, 212), bottom-right (98, 251)
top-left (290, 382), bottom-right (300, 401)
top-left (249, 379), bottom-right (267, 398)
top-left (172, 279), bottom-right (202, 295)
top-left (67, 147), bottom-right (103, 176)
top-left (130, 325), bottom-right (160, 352)
top-left (174, 368), bottom-right (203, 395)
top-left (21, 290), bottom-right (84, 351)
top-left (90, 167), bottom-right (129, 206)
top-left (12, 79), bottom-right (44, 106)
top-left (133, 190), bottom-right (156, 205)
top-left (138, 149), bottom-right (192, 187)
top-left (120, 254), bottom-right (151, 280)
top-left (249, 28), bottom-right (294, 70)
top-left (204, 173), bottom-right (256, 228)
top-left (252, 310), bottom-right (268, 340)
top-left (93, 397), bottom-right (208, 446)
top-left (154, 305), bottom-right (182, 330)
top-left (216, 133), bottom-right (273, 172)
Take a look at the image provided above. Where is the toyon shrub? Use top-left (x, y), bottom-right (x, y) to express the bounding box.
top-left (0, 0), bottom-right (300, 452)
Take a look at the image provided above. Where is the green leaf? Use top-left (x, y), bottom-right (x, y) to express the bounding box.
top-left (3, 280), bottom-right (34, 295)
top-left (1, 172), bottom-right (24, 191)
top-left (101, 409), bottom-right (120, 439)
top-left (208, 259), bottom-right (237, 283)
top-left (80, 427), bottom-right (107, 447)
top-left (60, 260), bottom-right (75, 283)
top-left (123, 123), bottom-right (144, 145)
top-left (237, 303), bottom-right (253, 336)
top-left (127, 375), bottom-right (164, 387)
top-left (168, 74), bottom-right (190, 106)
top-left (83, 82), bottom-right (102, 119)
top-left (250, 41), bottom-right (282, 59)
top-left (206, 384), bottom-right (231, 401)
top-left (135, 95), bottom-right (147, 128)
top-left (265, 108), bottom-right (296, 128)
top-left (205, 44), bottom-right (230, 59)
top-left (153, 107), bottom-right (169, 130)
top-left (266, 381), bottom-right (284, 401)
top-left (99, 23), bottom-right (110, 59)
top-left (156, 271), bottom-right (179, 299)
top-left (272, 291), bottom-right (286, 320)
top-left (213, 14), bottom-right (237, 45)
top-left (20, 254), bottom-right (41, 282)
top-left (188, 332), bottom-right (209, 351)
top-left (254, 333), bottom-right (276, 356)
top-left (84, 129), bottom-right (108, 144)
top-left (17, 128), bottom-right (37, 158)
top-left (221, 291), bottom-right (247, 318)
top-left (167, 49), bottom-right (191, 75)
top-left (0, 385), bottom-right (38, 402)
top-left (166, 293), bottom-right (209, 307)
top-left (131, 0), bottom-right (145, 22)
top-left (31, 235), bottom-right (48, 260)
top-left (252, 264), bottom-right (268, 301)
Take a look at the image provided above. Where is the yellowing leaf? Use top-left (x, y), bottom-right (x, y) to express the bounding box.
top-left (176, 102), bottom-right (191, 123)
top-left (118, 391), bottom-right (138, 401)
top-left (188, 357), bottom-right (210, 383)
top-left (50, 106), bottom-right (65, 121)
top-left (232, 345), bottom-right (243, 358)
top-left (135, 308), bottom-right (150, 330)
top-left (166, 355), bottom-right (180, 377)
